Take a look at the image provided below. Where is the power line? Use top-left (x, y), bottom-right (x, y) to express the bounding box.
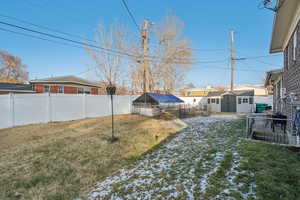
top-left (0, 20), bottom-right (231, 65)
top-left (120, 0), bottom-right (140, 32)
top-left (239, 54), bottom-right (282, 60)
top-left (193, 65), bottom-right (267, 73)
top-left (0, 13), bottom-right (96, 43)
top-left (0, 20), bottom-right (140, 58)
top-left (0, 27), bottom-right (86, 50)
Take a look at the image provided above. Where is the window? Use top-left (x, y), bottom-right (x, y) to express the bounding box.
top-left (211, 98), bottom-right (216, 104)
top-left (238, 98), bottom-right (242, 104)
top-left (78, 88), bottom-right (84, 94)
top-left (58, 86), bottom-right (64, 93)
top-left (293, 29), bottom-right (297, 61)
top-left (207, 99), bottom-right (210, 104)
top-left (44, 85), bottom-right (50, 93)
top-left (249, 97), bottom-right (253, 105)
top-left (216, 98), bottom-right (220, 104)
top-left (84, 88), bottom-right (91, 94)
top-left (243, 98), bottom-right (248, 104)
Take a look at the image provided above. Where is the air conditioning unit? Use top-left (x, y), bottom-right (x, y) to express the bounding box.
top-left (280, 88), bottom-right (287, 99)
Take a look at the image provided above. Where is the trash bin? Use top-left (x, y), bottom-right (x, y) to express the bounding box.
top-left (256, 103), bottom-right (268, 113)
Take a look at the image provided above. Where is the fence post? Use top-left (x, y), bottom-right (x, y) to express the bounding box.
top-left (245, 117), bottom-right (249, 138)
top-left (9, 92), bottom-right (15, 127)
top-left (47, 93), bottom-right (52, 122)
top-left (83, 93), bottom-right (87, 119)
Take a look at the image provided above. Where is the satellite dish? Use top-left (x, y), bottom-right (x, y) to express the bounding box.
top-left (259, 0), bottom-right (281, 12)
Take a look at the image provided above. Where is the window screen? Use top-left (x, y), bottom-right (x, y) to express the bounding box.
top-left (58, 86), bottom-right (64, 93)
top-left (44, 85), bottom-right (49, 93)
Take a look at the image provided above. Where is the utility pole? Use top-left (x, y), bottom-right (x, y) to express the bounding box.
top-left (229, 30), bottom-right (236, 92)
top-left (142, 19), bottom-right (149, 94)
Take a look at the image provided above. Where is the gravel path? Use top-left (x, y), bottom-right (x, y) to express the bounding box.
top-left (87, 115), bottom-right (256, 200)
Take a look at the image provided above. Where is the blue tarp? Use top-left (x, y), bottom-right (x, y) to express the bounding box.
top-left (147, 93), bottom-right (184, 103)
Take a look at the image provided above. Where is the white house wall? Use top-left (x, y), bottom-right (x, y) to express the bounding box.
top-left (254, 96), bottom-right (273, 106)
top-left (178, 97), bottom-right (206, 108)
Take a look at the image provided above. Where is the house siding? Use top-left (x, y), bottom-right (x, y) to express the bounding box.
top-left (50, 86), bottom-right (58, 93)
top-left (91, 88), bottom-right (98, 95)
top-left (282, 20), bottom-right (300, 131)
top-left (64, 86), bottom-right (77, 94)
top-left (32, 83), bottom-right (102, 95)
top-left (35, 84), bottom-right (44, 93)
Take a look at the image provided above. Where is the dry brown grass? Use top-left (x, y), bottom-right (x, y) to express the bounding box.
top-left (0, 114), bottom-right (185, 200)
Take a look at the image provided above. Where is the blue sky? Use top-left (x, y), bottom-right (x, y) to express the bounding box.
top-left (0, 0), bottom-right (282, 87)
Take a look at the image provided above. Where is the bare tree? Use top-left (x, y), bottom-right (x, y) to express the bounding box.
top-left (85, 23), bottom-right (135, 87)
top-left (129, 11), bottom-right (193, 93)
top-left (0, 50), bottom-right (28, 83)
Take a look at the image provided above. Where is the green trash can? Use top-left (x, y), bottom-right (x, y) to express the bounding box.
top-left (256, 103), bottom-right (268, 113)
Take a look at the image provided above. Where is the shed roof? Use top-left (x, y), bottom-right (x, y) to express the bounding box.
top-left (207, 90), bottom-right (254, 97)
top-left (0, 83), bottom-right (35, 93)
top-left (30, 75), bottom-right (101, 88)
top-left (133, 93), bottom-right (184, 104)
top-left (147, 93), bottom-right (184, 103)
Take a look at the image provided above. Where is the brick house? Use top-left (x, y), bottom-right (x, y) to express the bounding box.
top-left (30, 76), bottom-right (101, 95)
top-left (269, 0), bottom-right (300, 131)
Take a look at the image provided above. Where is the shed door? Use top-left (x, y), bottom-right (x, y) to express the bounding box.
top-left (221, 94), bottom-right (237, 112)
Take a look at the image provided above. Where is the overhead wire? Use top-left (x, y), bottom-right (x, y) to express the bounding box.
top-left (120, 0), bottom-right (140, 32)
top-left (0, 20), bottom-right (233, 64)
top-left (0, 13), bottom-right (96, 43)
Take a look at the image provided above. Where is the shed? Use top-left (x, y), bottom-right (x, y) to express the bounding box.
top-left (206, 90), bottom-right (255, 113)
top-left (133, 93), bottom-right (184, 107)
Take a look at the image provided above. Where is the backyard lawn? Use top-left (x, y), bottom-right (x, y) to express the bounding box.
top-left (0, 114), bottom-right (185, 200)
top-left (2, 114), bottom-right (300, 200)
top-left (88, 115), bottom-right (300, 200)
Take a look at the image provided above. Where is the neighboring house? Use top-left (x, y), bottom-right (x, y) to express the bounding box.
top-left (184, 86), bottom-right (224, 97)
top-left (30, 76), bottom-right (101, 95)
top-left (0, 83), bottom-right (35, 94)
top-left (269, 0), bottom-right (300, 130)
top-left (234, 85), bottom-right (269, 96)
top-left (265, 69), bottom-right (284, 112)
top-left (206, 90), bottom-right (255, 113)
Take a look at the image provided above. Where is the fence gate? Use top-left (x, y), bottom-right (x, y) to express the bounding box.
top-left (221, 94), bottom-right (236, 112)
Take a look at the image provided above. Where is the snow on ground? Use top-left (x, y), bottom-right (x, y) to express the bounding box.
top-left (87, 114), bottom-right (256, 200)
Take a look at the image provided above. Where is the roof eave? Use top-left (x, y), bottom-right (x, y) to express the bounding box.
top-left (30, 80), bottom-right (101, 88)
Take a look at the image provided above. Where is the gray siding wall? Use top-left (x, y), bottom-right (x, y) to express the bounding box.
top-left (283, 20), bottom-right (300, 131)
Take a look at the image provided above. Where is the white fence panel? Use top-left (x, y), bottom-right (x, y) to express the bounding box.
top-left (14, 93), bottom-right (49, 126)
top-left (254, 96), bottom-right (273, 106)
top-left (51, 94), bottom-right (85, 122)
top-left (0, 94), bottom-right (11, 128)
top-left (114, 95), bottom-right (133, 115)
top-left (86, 95), bottom-right (110, 118)
top-left (0, 93), bottom-right (136, 129)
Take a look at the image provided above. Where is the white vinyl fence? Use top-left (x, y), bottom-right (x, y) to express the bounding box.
top-left (0, 93), bottom-right (137, 129)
